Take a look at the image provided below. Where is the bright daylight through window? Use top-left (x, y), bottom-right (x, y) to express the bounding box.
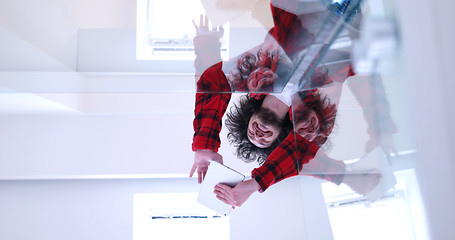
top-left (137, 0), bottom-right (229, 60)
top-left (133, 193), bottom-right (230, 240)
top-left (322, 169), bottom-right (428, 240)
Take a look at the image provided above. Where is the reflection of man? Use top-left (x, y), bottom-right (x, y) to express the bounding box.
top-left (191, 0), bottom-right (341, 182)
top-left (191, 1), bottom-right (396, 207)
top-left (216, 76), bottom-right (397, 206)
top-left (225, 55), bottom-right (353, 164)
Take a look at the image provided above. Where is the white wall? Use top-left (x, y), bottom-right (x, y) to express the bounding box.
top-left (77, 28), bottom-right (195, 73)
top-left (0, 178), bottom-right (199, 240)
top-left (0, 0), bottom-right (136, 69)
top-left (396, 0), bottom-right (455, 239)
top-left (230, 177), bottom-right (333, 240)
top-left (0, 111), bottom-right (195, 179)
top-left (0, 176), bottom-right (333, 240)
top-left (0, 26), bottom-right (71, 71)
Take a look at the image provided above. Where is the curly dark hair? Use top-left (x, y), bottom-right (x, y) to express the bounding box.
top-left (226, 91), bottom-right (337, 164)
top-left (227, 49), bottom-right (278, 92)
top-left (225, 95), bottom-right (293, 165)
top-left (293, 90), bottom-right (338, 148)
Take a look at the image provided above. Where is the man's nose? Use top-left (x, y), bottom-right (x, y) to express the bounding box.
top-left (255, 130), bottom-right (264, 137)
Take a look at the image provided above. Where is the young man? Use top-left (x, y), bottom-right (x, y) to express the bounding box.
top-left (191, 0), bottom-right (396, 207)
top-left (191, 0), bottom-right (345, 183)
top-left (215, 76), bottom-right (397, 207)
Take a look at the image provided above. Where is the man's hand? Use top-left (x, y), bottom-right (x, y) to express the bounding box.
top-left (192, 15), bottom-right (224, 38)
top-left (365, 133), bottom-right (399, 164)
top-left (342, 170), bottom-right (381, 195)
top-left (190, 150), bottom-right (223, 184)
top-left (214, 179), bottom-right (261, 207)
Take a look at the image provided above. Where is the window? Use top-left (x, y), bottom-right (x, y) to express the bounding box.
top-left (133, 193), bottom-right (230, 240)
top-left (321, 169), bottom-right (429, 240)
top-left (137, 0), bottom-right (229, 60)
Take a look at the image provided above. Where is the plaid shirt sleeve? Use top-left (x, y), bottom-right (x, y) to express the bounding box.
top-left (193, 34), bottom-right (222, 81)
top-left (268, 4), bottom-right (313, 58)
top-left (251, 59), bottom-right (354, 191)
top-left (251, 131), bottom-right (320, 192)
top-left (299, 152), bottom-right (346, 185)
top-left (347, 75), bottom-right (398, 137)
top-left (192, 62), bottom-right (232, 152)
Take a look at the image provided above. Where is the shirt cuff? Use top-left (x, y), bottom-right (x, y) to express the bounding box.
top-left (191, 141), bottom-right (219, 153)
top-left (251, 168), bottom-right (271, 193)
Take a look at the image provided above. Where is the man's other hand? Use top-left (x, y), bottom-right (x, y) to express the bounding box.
top-left (342, 169), bottom-right (381, 195)
top-left (214, 179), bottom-right (261, 207)
top-left (192, 15), bottom-right (224, 38)
top-left (365, 133), bottom-right (399, 164)
top-left (190, 150), bottom-right (223, 184)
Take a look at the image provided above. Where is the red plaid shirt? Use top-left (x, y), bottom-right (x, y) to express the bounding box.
top-left (192, 3), bottom-right (302, 152)
top-left (251, 131), bottom-right (320, 191)
top-left (268, 3), bottom-right (315, 58)
top-left (192, 3), bottom-right (395, 192)
top-left (193, 3), bottom-right (350, 189)
top-left (251, 67), bottom-right (354, 192)
top-left (192, 62), bottom-right (231, 152)
top-left (192, 67), bottom-right (351, 192)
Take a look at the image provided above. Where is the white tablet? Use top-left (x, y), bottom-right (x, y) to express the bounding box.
top-left (197, 161), bottom-right (245, 216)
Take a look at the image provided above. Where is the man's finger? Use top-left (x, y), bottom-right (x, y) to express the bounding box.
top-left (216, 195), bottom-right (232, 205)
top-left (199, 15), bottom-right (203, 28)
top-left (212, 153), bottom-right (223, 163)
top-left (202, 167), bottom-right (207, 180)
top-left (216, 184), bottom-right (232, 191)
top-left (197, 169), bottom-right (204, 184)
top-left (215, 190), bottom-right (235, 206)
top-left (392, 146), bottom-right (400, 158)
top-left (204, 15), bottom-right (209, 28)
top-left (189, 165), bottom-right (197, 178)
top-left (219, 26), bottom-right (224, 37)
top-left (192, 20), bottom-right (198, 30)
top-left (383, 148), bottom-right (392, 165)
top-left (215, 184), bottom-right (235, 203)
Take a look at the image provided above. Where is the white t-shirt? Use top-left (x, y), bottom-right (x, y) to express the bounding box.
top-left (270, 82), bottom-right (297, 106)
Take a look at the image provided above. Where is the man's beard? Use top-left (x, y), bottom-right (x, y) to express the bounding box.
top-left (254, 107), bottom-right (284, 129)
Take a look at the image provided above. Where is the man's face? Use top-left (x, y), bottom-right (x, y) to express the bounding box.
top-left (247, 107), bottom-right (283, 148)
top-left (295, 109), bottom-right (320, 142)
top-left (246, 67), bottom-right (276, 92)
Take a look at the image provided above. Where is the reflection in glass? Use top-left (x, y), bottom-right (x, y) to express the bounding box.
top-left (195, 0), bottom-right (362, 93)
top-left (0, 0), bottom-right (434, 239)
top-left (137, 0), bottom-right (229, 60)
top-left (192, 0), bottom-right (372, 199)
top-left (189, 3), bottom-right (430, 239)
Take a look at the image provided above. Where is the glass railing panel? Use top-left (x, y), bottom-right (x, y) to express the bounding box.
top-left (0, 0), bottom-right (429, 239)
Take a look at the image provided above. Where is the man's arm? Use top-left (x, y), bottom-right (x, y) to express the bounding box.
top-left (190, 16), bottom-right (227, 183)
top-left (191, 63), bottom-right (232, 183)
top-left (346, 74), bottom-right (398, 160)
top-left (193, 15), bottom-right (223, 80)
top-left (299, 151), bottom-right (381, 195)
top-left (190, 150), bottom-right (223, 184)
top-left (192, 62), bottom-right (231, 150)
top-left (252, 131), bottom-right (319, 192)
top-left (299, 150), bottom-right (345, 185)
top-left (213, 131), bottom-right (319, 207)
top-left (214, 139), bottom-right (380, 207)
top-left (214, 179), bottom-right (261, 207)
